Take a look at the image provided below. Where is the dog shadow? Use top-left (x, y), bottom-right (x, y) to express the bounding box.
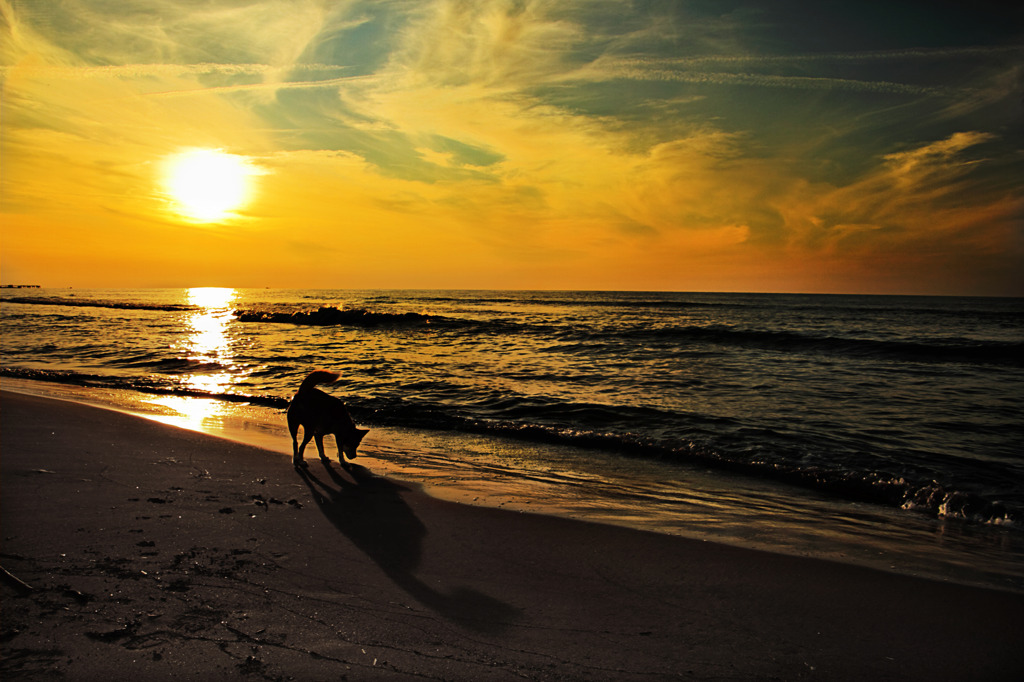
top-left (296, 460), bottom-right (520, 634)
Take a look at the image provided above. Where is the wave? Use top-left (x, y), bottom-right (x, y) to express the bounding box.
top-left (347, 392), bottom-right (1020, 526)
top-left (2, 296), bottom-right (193, 312)
top-left (110, 356), bottom-right (230, 373)
top-left (416, 292), bottom-right (1023, 317)
top-left (233, 306), bottom-right (473, 329)
top-left (231, 304), bottom-right (1020, 365)
top-left (518, 427), bottom-right (1015, 526)
top-left (623, 325), bottom-right (1024, 366)
top-left (0, 367), bottom-right (287, 408)
top-left (416, 293), bottom-right (732, 309)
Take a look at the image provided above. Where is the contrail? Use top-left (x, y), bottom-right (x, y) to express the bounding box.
top-left (143, 75), bottom-right (375, 98)
top-left (577, 66), bottom-right (959, 96)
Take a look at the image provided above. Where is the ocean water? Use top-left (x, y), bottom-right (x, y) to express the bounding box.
top-left (2, 288), bottom-right (1023, 591)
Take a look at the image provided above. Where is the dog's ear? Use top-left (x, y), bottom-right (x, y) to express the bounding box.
top-left (355, 428), bottom-right (369, 443)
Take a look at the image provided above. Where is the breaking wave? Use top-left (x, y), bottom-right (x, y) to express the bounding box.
top-left (624, 325), bottom-right (1024, 366)
top-left (231, 305), bottom-right (1023, 366)
top-left (233, 306), bottom-right (467, 329)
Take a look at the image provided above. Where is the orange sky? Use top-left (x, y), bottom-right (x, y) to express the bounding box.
top-left (2, 1), bottom-right (1022, 295)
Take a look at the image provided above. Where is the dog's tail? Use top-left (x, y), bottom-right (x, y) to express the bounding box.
top-left (297, 370), bottom-right (341, 395)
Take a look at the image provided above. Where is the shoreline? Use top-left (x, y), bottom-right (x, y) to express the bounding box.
top-left (3, 376), bottom-right (1024, 597)
top-left (3, 390), bottom-right (1024, 680)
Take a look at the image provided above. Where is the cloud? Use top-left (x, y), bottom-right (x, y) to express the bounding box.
top-left (388, 0), bottom-right (581, 89)
top-left (774, 131), bottom-right (1016, 257)
top-left (881, 131), bottom-right (997, 181)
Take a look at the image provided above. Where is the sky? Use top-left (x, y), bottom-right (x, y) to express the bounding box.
top-left (1, 0), bottom-right (1022, 295)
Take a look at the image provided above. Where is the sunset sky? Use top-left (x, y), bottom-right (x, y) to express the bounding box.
top-left (2, 1), bottom-right (1022, 295)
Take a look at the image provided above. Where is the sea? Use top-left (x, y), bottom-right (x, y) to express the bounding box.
top-left (2, 288), bottom-right (1023, 592)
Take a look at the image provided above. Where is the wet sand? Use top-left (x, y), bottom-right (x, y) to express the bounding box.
top-left (2, 390), bottom-right (1022, 680)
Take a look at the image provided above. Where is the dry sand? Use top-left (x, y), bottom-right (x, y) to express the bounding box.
top-left (2, 390), bottom-right (1022, 680)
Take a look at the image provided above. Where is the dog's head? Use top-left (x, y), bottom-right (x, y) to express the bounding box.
top-left (341, 427), bottom-right (369, 459)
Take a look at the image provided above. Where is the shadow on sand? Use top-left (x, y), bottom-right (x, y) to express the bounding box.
top-left (297, 459), bottom-right (520, 634)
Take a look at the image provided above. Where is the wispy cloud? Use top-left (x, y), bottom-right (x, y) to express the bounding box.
top-left (1, 62), bottom-right (344, 79)
top-left (386, 0), bottom-right (582, 89)
top-left (775, 131), bottom-right (1013, 255)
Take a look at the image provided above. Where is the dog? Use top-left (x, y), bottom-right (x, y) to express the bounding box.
top-left (287, 370), bottom-right (368, 469)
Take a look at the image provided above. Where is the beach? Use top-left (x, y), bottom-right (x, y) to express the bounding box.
top-left (2, 390), bottom-right (1022, 680)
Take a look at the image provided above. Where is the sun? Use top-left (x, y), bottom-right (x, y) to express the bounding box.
top-left (161, 149), bottom-right (257, 223)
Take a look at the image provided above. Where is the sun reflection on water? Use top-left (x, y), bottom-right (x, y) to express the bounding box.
top-left (144, 395), bottom-right (230, 433)
top-left (183, 287), bottom-right (237, 393)
top-left (154, 287), bottom-right (242, 430)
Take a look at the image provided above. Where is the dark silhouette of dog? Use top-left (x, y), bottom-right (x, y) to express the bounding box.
top-left (287, 370), bottom-right (368, 469)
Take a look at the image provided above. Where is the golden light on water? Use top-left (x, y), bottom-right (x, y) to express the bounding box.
top-left (144, 395), bottom-right (229, 433)
top-left (160, 149), bottom-right (257, 223)
top-left (183, 287), bottom-right (237, 394)
top-left (145, 288), bottom-right (247, 433)
top-left (144, 287), bottom-right (239, 431)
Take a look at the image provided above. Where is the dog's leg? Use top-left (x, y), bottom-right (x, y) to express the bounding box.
top-left (295, 430), bottom-right (314, 469)
top-left (287, 407), bottom-right (308, 469)
top-left (293, 443), bottom-right (307, 468)
top-left (292, 434), bottom-right (308, 469)
top-left (314, 434), bottom-right (329, 462)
